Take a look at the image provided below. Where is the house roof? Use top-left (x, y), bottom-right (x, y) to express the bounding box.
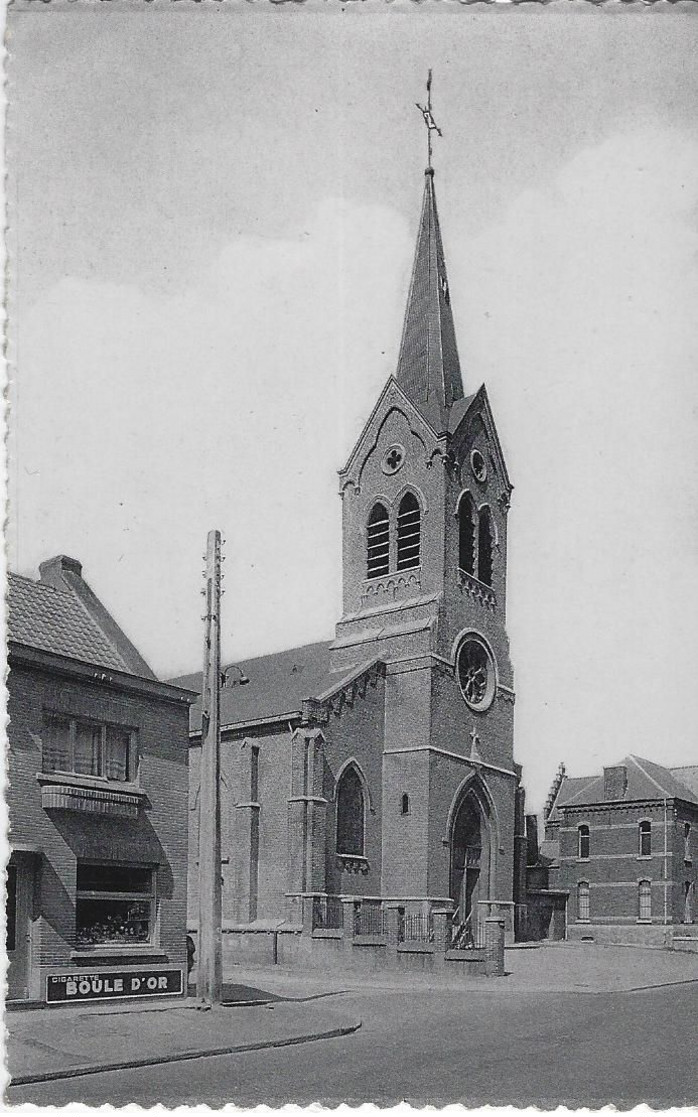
top-left (171, 639), bottom-right (341, 733)
top-left (395, 169), bottom-right (465, 435)
top-left (546, 775), bottom-right (598, 824)
top-left (7, 569), bottom-right (153, 677)
top-left (552, 755), bottom-right (698, 813)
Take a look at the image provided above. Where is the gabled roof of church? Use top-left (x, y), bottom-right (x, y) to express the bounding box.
top-left (172, 639), bottom-right (383, 736)
top-left (395, 169), bottom-right (465, 435)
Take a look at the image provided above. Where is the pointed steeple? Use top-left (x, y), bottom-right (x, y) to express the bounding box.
top-left (395, 169), bottom-right (465, 434)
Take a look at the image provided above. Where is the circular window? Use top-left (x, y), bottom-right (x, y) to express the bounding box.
top-left (456, 636), bottom-right (495, 712)
top-left (382, 444), bottom-right (406, 475)
top-left (470, 449), bottom-right (487, 483)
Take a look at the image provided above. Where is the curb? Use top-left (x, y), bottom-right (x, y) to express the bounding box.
top-left (8, 1020), bottom-right (361, 1087)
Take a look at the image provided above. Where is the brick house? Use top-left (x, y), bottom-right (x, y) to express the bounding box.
top-left (175, 168), bottom-right (528, 969)
top-left (535, 755), bottom-right (698, 946)
top-left (6, 555), bottom-right (195, 1004)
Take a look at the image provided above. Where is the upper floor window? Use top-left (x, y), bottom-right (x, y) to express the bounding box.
top-left (336, 766), bottom-right (365, 857)
top-left (458, 493), bottom-right (476, 576)
top-left (578, 824), bottom-right (590, 861)
top-left (478, 507), bottom-right (494, 587)
top-left (43, 715), bottom-right (136, 783)
top-left (684, 823), bottom-right (692, 864)
top-left (396, 493), bottom-right (421, 571)
top-left (638, 879), bottom-right (652, 922)
top-left (367, 502), bottom-right (390, 579)
top-left (401, 793), bottom-right (410, 815)
top-left (577, 881), bottom-right (590, 922)
top-left (639, 821), bottom-right (652, 858)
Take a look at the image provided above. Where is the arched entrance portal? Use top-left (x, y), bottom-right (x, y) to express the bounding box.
top-left (449, 789), bottom-right (492, 925)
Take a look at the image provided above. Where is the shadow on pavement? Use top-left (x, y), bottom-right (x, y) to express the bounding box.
top-left (187, 982), bottom-right (350, 1006)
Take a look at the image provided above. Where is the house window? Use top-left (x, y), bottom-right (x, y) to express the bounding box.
top-left (76, 863), bottom-right (154, 947)
top-left (684, 823), bottom-right (692, 865)
top-left (684, 881), bottom-right (694, 924)
top-left (458, 493), bottom-right (476, 576)
top-left (43, 716), bottom-right (136, 783)
top-left (477, 507), bottom-right (494, 587)
top-left (639, 821), bottom-right (652, 858)
top-left (401, 793), bottom-right (410, 815)
top-left (367, 503), bottom-right (390, 579)
top-left (577, 881), bottom-right (590, 922)
top-left (578, 825), bottom-right (590, 861)
top-left (638, 880), bottom-right (652, 922)
top-left (396, 493), bottom-right (421, 571)
top-left (251, 746), bottom-right (260, 802)
top-left (336, 766), bottom-right (365, 857)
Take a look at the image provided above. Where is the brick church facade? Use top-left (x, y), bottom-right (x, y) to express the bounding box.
top-left (178, 168), bottom-right (527, 966)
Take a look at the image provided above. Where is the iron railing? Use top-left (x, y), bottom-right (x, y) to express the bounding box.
top-left (353, 899), bottom-right (385, 936)
top-left (312, 895), bottom-right (344, 931)
top-left (398, 910), bottom-right (434, 944)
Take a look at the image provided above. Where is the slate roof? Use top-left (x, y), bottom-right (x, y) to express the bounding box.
top-left (546, 775), bottom-right (598, 824)
top-left (395, 170), bottom-right (465, 434)
top-left (171, 639), bottom-right (339, 733)
top-left (551, 755), bottom-right (698, 813)
top-left (7, 572), bottom-right (139, 674)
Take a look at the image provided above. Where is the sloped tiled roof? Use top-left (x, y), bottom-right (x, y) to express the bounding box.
top-left (172, 639), bottom-right (338, 733)
top-left (554, 755), bottom-right (698, 812)
top-left (546, 775), bottom-right (599, 824)
top-left (7, 572), bottom-right (134, 674)
top-left (670, 765), bottom-right (698, 798)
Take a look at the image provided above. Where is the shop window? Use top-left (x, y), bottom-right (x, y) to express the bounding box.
top-left (458, 493), bottom-right (476, 576)
top-left (367, 502), bottom-right (390, 579)
top-left (76, 863), bottom-right (154, 947)
top-left (577, 881), bottom-right (590, 922)
top-left (639, 820), bottom-right (652, 858)
top-left (336, 766), bottom-right (365, 857)
top-left (638, 880), bottom-right (652, 922)
top-left (477, 507), bottom-right (494, 587)
top-left (401, 793), bottom-right (410, 815)
top-left (42, 716), bottom-right (136, 783)
top-left (684, 823), bottom-right (692, 865)
top-left (396, 493), bottom-right (421, 571)
top-left (578, 824), bottom-right (590, 861)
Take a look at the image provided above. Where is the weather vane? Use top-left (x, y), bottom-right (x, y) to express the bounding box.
top-left (415, 69), bottom-right (443, 171)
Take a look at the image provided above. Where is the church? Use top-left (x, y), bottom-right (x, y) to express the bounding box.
top-left (177, 159), bottom-right (528, 970)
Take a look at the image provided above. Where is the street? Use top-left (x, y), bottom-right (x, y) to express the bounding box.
top-left (8, 978), bottom-right (698, 1108)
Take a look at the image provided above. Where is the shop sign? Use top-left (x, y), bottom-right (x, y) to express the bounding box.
top-left (46, 966), bottom-right (183, 1004)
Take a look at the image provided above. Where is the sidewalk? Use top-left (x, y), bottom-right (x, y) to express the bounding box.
top-left (6, 985), bottom-right (361, 1087)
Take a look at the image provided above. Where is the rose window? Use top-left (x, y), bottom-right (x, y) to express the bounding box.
top-left (456, 637), bottom-right (495, 711)
top-left (382, 444), bottom-right (406, 475)
top-left (470, 449), bottom-right (487, 483)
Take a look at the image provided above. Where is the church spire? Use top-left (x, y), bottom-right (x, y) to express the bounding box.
top-left (396, 75), bottom-right (464, 434)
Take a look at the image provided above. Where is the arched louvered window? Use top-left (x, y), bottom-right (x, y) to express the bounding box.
top-left (478, 507), bottom-right (493, 587)
top-left (639, 821), bottom-right (652, 857)
top-left (638, 880), bottom-right (652, 922)
top-left (397, 493), bottom-right (421, 571)
top-left (367, 503), bottom-right (390, 579)
top-left (458, 493), bottom-right (476, 576)
top-left (336, 766), bottom-right (365, 856)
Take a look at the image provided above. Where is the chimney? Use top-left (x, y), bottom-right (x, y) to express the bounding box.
top-left (39, 555), bottom-right (83, 589)
top-left (603, 764), bottom-right (628, 801)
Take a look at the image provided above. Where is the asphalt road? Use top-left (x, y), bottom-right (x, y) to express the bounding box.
top-left (8, 981), bottom-right (698, 1109)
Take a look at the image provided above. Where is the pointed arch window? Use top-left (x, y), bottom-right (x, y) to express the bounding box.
top-left (478, 507), bottom-right (493, 587)
top-left (367, 503), bottom-right (390, 579)
top-left (397, 492), bottom-right (421, 571)
top-left (336, 766), bottom-right (365, 857)
top-left (458, 493), bottom-right (476, 576)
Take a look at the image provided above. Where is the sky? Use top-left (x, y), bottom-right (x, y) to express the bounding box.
top-left (6, 2), bottom-right (698, 810)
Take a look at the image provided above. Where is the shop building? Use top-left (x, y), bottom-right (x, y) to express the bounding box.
top-left (6, 555), bottom-right (195, 1004)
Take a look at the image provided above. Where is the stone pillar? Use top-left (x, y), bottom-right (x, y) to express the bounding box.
top-left (286, 728), bottom-right (327, 923)
top-left (432, 909), bottom-right (450, 972)
top-left (484, 916), bottom-right (505, 977)
top-left (340, 898), bottom-right (356, 956)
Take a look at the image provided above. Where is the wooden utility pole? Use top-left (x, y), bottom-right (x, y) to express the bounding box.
top-left (197, 529), bottom-right (223, 1005)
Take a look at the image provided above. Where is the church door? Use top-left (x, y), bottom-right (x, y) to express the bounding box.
top-left (450, 796), bottom-right (487, 924)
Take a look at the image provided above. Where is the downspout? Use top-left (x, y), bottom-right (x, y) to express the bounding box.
top-left (663, 798), bottom-right (669, 927)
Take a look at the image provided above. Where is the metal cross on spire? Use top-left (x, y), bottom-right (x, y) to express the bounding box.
top-left (415, 69), bottom-right (443, 171)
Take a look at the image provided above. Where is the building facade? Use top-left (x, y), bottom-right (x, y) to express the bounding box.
top-left (179, 168), bottom-right (527, 969)
top-left (535, 755), bottom-right (698, 946)
top-left (6, 555), bottom-right (194, 1004)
